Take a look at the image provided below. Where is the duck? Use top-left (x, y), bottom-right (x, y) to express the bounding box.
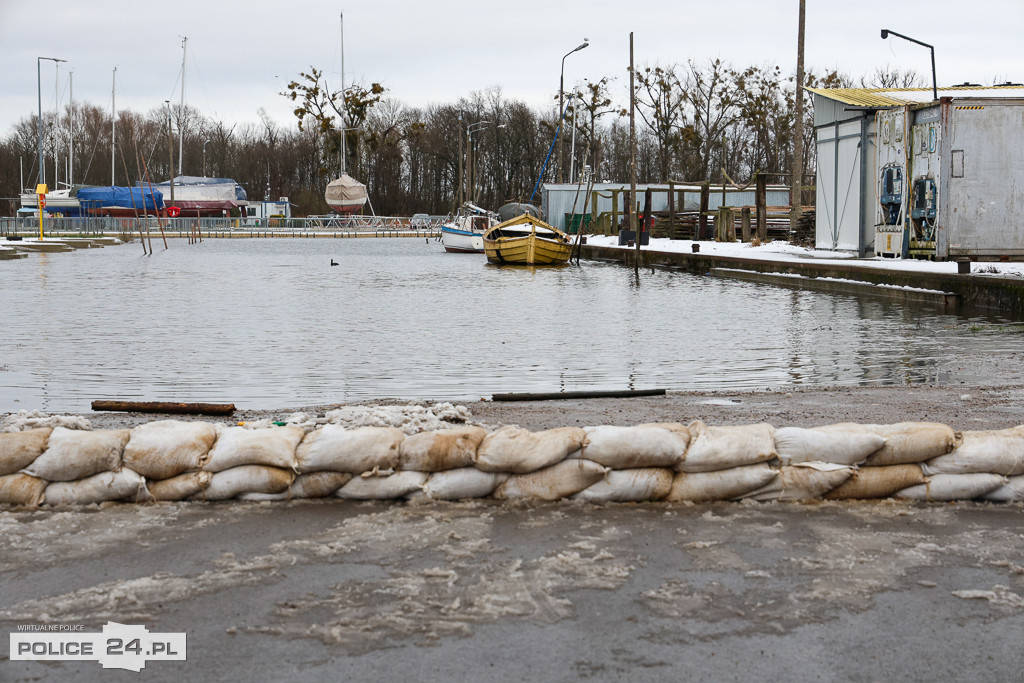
top-left (330, 259), bottom-right (339, 266)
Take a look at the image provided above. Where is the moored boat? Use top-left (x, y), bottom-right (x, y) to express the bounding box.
top-left (440, 203), bottom-right (498, 253)
top-left (149, 175), bottom-right (247, 217)
top-left (483, 214), bottom-right (572, 265)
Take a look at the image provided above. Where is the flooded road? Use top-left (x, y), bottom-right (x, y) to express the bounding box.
top-left (2, 238), bottom-right (1021, 413)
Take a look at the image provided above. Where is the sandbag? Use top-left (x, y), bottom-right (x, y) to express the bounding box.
top-left (146, 471), bottom-right (213, 502)
top-left (204, 425), bottom-right (304, 472)
top-left (573, 468), bottom-right (674, 502)
top-left (494, 459), bottom-right (607, 501)
top-left (193, 465), bottom-right (294, 501)
top-left (43, 468), bottom-right (146, 506)
top-left (925, 426), bottom-right (1024, 476)
top-left (24, 427), bottom-right (129, 482)
top-left (861, 422), bottom-right (960, 466)
top-left (295, 425), bottom-right (403, 474)
top-left (398, 426), bottom-right (488, 472)
top-left (122, 420), bottom-right (218, 480)
top-left (0, 473), bottom-right (47, 506)
top-left (824, 464), bottom-right (926, 499)
top-left (420, 468), bottom-right (509, 500)
top-left (475, 426), bottom-right (587, 474)
top-left (239, 471), bottom-right (354, 501)
top-left (979, 476), bottom-right (1024, 503)
top-left (581, 425), bottom-right (688, 469)
top-left (740, 462), bottom-right (854, 501)
top-left (666, 463), bottom-right (778, 502)
top-left (774, 424), bottom-right (885, 466)
top-left (0, 428), bottom-right (51, 476)
top-left (897, 473), bottom-right (1006, 501)
top-left (335, 470), bottom-right (428, 500)
top-left (680, 421), bottom-right (776, 473)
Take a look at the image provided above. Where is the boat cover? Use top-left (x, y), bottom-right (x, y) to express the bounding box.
top-left (325, 174), bottom-right (368, 205)
top-left (78, 186), bottom-right (164, 211)
top-left (497, 202), bottom-right (542, 222)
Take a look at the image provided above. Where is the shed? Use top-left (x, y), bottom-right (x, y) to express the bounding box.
top-left (808, 85), bottom-right (1024, 259)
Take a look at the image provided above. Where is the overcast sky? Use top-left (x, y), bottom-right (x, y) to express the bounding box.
top-left (2, 0), bottom-right (1022, 137)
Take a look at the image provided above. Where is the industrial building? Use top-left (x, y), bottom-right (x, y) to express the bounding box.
top-left (809, 85), bottom-right (1024, 260)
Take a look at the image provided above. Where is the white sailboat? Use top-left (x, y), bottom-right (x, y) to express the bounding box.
top-left (324, 11), bottom-right (368, 215)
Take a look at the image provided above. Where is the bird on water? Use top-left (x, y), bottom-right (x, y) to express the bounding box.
top-left (330, 259), bottom-right (339, 266)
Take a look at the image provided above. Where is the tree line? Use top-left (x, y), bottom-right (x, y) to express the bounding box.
top-left (0, 62), bottom-right (921, 217)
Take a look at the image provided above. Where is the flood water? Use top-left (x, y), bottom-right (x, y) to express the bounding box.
top-left (1, 237), bottom-right (1020, 412)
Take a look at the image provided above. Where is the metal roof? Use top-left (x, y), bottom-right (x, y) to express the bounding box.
top-left (807, 85), bottom-right (1024, 107)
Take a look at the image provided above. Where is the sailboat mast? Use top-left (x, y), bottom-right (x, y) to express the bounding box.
top-left (54, 62), bottom-right (60, 189)
top-left (69, 71), bottom-right (74, 186)
top-left (340, 12), bottom-right (346, 176)
top-left (179, 36), bottom-right (187, 174)
top-left (111, 67), bottom-right (117, 186)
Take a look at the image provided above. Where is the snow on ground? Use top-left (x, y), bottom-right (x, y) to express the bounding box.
top-left (585, 235), bottom-right (1024, 278)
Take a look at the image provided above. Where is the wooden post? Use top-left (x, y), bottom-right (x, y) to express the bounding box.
top-left (726, 207), bottom-right (736, 241)
top-left (756, 174), bottom-right (768, 243)
top-left (591, 190), bottom-right (599, 234)
top-left (611, 189), bottom-right (619, 232)
top-left (741, 207), bottom-right (751, 242)
top-left (667, 181), bottom-right (676, 239)
top-left (698, 183), bottom-right (710, 240)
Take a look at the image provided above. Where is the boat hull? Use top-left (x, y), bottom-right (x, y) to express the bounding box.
top-left (440, 226), bottom-right (484, 253)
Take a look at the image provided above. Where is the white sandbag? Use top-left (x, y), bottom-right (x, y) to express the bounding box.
top-left (925, 426), bottom-right (1024, 476)
top-left (398, 426), bottom-right (488, 471)
top-left (335, 470), bottom-right (428, 500)
top-left (475, 426), bottom-right (587, 474)
top-left (239, 471), bottom-right (354, 501)
top-left (494, 459), bottom-right (607, 501)
top-left (979, 475), bottom-right (1024, 502)
top-left (122, 420), bottom-right (218, 480)
top-left (679, 421), bottom-right (776, 473)
top-left (420, 468), bottom-right (509, 500)
top-left (581, 425), bottom-right (688, 469)
top-left (43, 468), bottom-right (146, 506)
top-left (146, 471), bottom-right (212, 502)
top-left (193, 465), bottom-right (294, 501)
top-left (0, 428), bottom-right (51, 476)
top-left (862, 422), bottom-right (960, 466)
top-left (774, 424), bottom-right (885, 466)
top-left (204, 425), bottom-right (304, 472)
top-left (295, 425), bottom-right (403, 474)
top-left (666, 463), bottom-right (778, 502)
top-left (24, 427), bottom-right (129, 482)
top-left (897, 473), bottom-right (1006, 501)
top-left (824, 464), bottom-right (926, 500)
top-left (573, 468), bottom-right (674, 502)
top-left (0, 473), bottom-right (47, 506)
top-left (740, 462), bottom-right (854, 501)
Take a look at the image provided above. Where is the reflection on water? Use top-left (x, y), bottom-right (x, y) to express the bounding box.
top-left (1, 238), bottom-right (1019, 412)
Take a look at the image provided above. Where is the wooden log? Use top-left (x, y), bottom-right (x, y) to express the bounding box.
top-left (741, 207), bottom-right (752, 242)
top-left (91, 400), bottom-right (236, 416)
top-left (756, 174), bottom-right (768, 243)
top-left (492, 388), bottom-right (666, 402)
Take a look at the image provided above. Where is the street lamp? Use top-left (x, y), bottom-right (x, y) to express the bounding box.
top-left (557, 38), bottom-right (589, 183)
top-left (37, 56), bottom-right (66, 187)
top-left (466, 121), bottom-right (493, 204)
top-left (203, 139), bottom-right (210, 177)
top-left (880, 29), bottom-right (938, 101)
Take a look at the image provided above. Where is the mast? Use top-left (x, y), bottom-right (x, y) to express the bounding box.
top-left (111, 67), bottom-right (116, 186)
top-left (179, 36), bottom-right (187, 175)
top-left (69, 71), bottom-right (74, 186)
top-left (339, 12), bottom-right (346, 176)
top-left (54, 62), bottom-right (60, 189)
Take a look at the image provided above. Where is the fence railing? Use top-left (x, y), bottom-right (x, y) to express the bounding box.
top-left (0, 214), bottom-right (449, 237)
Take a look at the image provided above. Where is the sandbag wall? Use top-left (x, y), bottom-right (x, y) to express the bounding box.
top-left (2, 419), bottom-right (1024, 506)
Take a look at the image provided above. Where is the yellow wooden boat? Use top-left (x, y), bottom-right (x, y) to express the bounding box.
top-left (483, 214), bottom-right (572, 265)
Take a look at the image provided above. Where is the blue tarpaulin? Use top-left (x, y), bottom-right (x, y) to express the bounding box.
top-left (77, 186), bottom-right (164, 211)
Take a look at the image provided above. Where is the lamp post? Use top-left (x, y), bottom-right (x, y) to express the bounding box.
top-left (466, 121), bottom-right (491, 204)
top-left (557, 39), bottom-right (589, 183)
top-left (203, 139), bottom-right (210, 177)
top-left (880, 29), bottom-right (938, 101)
top-left (37, 56), bottom-right (66, 186)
